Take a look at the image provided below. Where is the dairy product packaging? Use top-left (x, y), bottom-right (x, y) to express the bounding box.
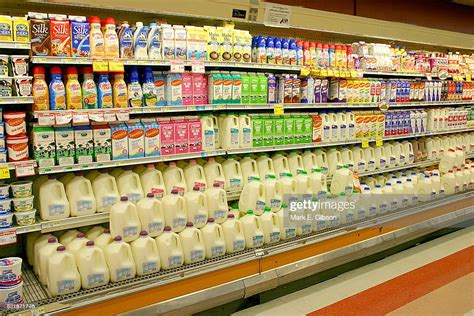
top-left (55, 126), bottom-right (75, 165)
top-left (158, 118), bottom-right (175, 155)
top-left (74, 126), bottom-right (93, 164)
top-left (127, 121), bottom-right (145, 159)
top-left (142, 119), bottom-right (160, 157)
top-left (110, 123), bottom-right (128, 160)
top-left (70, 16), bottom-right (90, 57)
top-left (92, 125), bottom-right (111, 162)
top-left (32, 126), bottom-right (56, 167)
top-left (172, 117), bottom-right (189, 154)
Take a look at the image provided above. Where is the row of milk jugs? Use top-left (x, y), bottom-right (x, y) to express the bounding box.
top-left (426, 108), bottom-right (470, 132)
top-left (424, 133), bottom-right (473, 160)
top-left (201, 114), bottom-right (253, 150)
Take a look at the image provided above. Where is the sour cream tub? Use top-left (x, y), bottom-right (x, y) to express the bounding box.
top-left (0, 184), bottom-right (9, 199)
top-left (14, 209), bottom-right (36, 226)
top-left (0, 212), bottom-right (13, 228)
top-left (12, 195), bottom-right (33, 212)
top-left (10, 181), bottom-right (32, 198)
top-left (0, 198), bottom-right (11, 214)
top-left (3, 112), bottom-right (26, 137)
top-left (0, 282), bottom-right (23, 304)
top-left (0, 257), bottom-right (22, 287)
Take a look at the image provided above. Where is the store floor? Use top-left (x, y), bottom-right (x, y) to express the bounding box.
top-left (233, 227), bottom-right (474, 316)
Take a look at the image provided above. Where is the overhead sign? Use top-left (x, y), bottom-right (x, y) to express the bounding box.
top-left (264, 3), bottom-right (291, 28)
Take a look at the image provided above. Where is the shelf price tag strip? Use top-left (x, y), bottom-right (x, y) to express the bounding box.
top-left (0, 228), bottom-right (17, 246)
top-left (92, 60), bottom-right (108, 72)
top-left (191, 61), bottom-right (205, 74)
top-left (0, 164), bottom-right (10, 179)
top-left (170, 60), bottom-right (185, 73)
top-left (274, 104), bottom-right (284, 115)
top-left (37, 112), bottom-right (55, 126)
top-left (15, 161), bottom-right (35, 178)
top-left (108, 60), bottom-right (124, 72)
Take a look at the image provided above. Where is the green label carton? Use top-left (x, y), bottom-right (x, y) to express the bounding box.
top-left (263, 115), bottom-right (274, 146)
top-left (284, 116), bottom-right (295, 145)
top-left (55, 127), bottom-right (75, 166)
top-left (249, 73), bottom-right (259, 104)
top-left (302, 116), bottom-right (313, 143)
top-left (251, 115), bottom-right (264, 147)
top-left (294, 116), bottom-right (305, 144)
top-left (274, 116), bottom-right (285, 146)
top-left (32, 126), bottom-right (56, 168)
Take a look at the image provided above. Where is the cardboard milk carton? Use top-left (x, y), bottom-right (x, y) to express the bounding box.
top-left (92, 124), bottom-right (111, 162)
top-left (126, 120), bottom-right (145, 159)
top-left (32, 126), bottom-right (55, 167)
top-left (110, 123), bottom-right (128, 160)
top-left (157, 117), bottom-right (174, 155)
top-left (142, 119), bottom-right (160, 157)
top-left (74, 126), bottom-right (93, 163)
top-left (55, 126), bottom-right (75, 165)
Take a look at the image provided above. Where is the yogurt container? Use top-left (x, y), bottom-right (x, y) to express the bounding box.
top-left (0, 257), bottom-right (22, 287)
top-left (0, 199), bottom-right (11, 214)
top-left (0, 281), bottom-right (23, 304)
top-left (13, 77), bottom-right (32, 97)
top-left (6, 135), bottom-right (29, 162)
top-left (0, 55), bottom-right (8, 76)
top-left (0, 184), bottom-right (10, 199)
top-left (3, 112), bottom-right (26, 137)
top-left (14, 209), bottom-right (36, 226)
top-left (10, 181), bottom-right (32, 198)
top-left (12, 195), bottom-right (33, 212)
top-left (10, 55), bottom-right (29, 77)
top-left (0, 212), bottom-right (13, 228)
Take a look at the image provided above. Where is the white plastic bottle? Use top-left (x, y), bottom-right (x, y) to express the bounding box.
top-left (116, 168), bottom-right (144, 203)
top-left (221, 214), bottom-right (246, 253)
top-left (103, 17), bottom-right (119, 58)
top-left (179, 222), bottom-right (205, 264)
top-left (277, 204), bottom-right (297, 240)
top-left (109, 196), bottom-right (141, 242)
top-left (330, 166), bottom-right (354, 196)
top-left (203, 158), bottom-right (226, 189)
top-left (239, 181), bottom-right (266, 216)
top-left (240, 156), bottom-right (260, 185)
top-left (85, 226), bottom-right (105, 241)
top-left (260, 208), bottom-right (281, 244)
top-left (262, 175), bottom-right (282, 212)
top-left (340, 147), bottom-right (355, 171)
top-left (131, 231), bottom-right (161, 276)
top-left (221, 114), bottom-right (240, 149)
top-left (201, 115), bottom-right (216, 151)
top-left (222, 157), bottom-right (243, 191)
top-left (183, 186), bottom-right (209, 228)
top-left (272, 153), bottom-right (291, 178)
top-left (136, 193), bottom-right (165, 237)
top-left (313, 149), bottom-right (329, 175)
top-left (46, 245), bottom-right (81, 296)
top-left (352, 147), bottom-right (366, 172)
top-left (155, 226), bottom-right (184, 269)
top-left (58, 230), bottom-right (79, 247)
top-left (162, 189), bottom-right (187, 232)
top-left (38, 237), bottom-right (62, 285)
top-left (416, 175), bottom-right (434, 202)
top-left (92, 170), bottom-right (120, 213)
top-left (206, 183), bottom-right (229, 223)
top-left (65, 172), bottom-right (96, 217)
top-left (76, 240), bottom-right (110, 289)
top-left (240, 210), bottom-right (264, 249)
top-left (201, 218), bottom-right (226, 259)
top-left (139, 164), bottom-right (166, 199)
top-left (256, 155), bottom-right (276, 179)
top-left (309, 169), bottom-right (328, 200)
top-left (104, 236), bottom-right (136, 282)
top-left (287, 152), bottom-right (305, 175)
top-left (184, 159), bottom-right (207, 192)
top-left (371, 184), bottom-right (388, 214)
top-left (209, 114), bottom-right (220, 149)
top-left (163, 162), bottom-right (187, 195)
top-left (301, 150), bottom-right (318, 174)
top-left (95, 229), bottom-right (113, 251)
top-left (239, 114), bottom-right (252, 148)
top-left (326, 148), bottom-right (343, 176)
top-left (66, 232), bottom-right (90, 261)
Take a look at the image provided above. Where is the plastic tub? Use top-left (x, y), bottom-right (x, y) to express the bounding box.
top-left (0, 257), bottom-right (22, 287)
top-left (0, 184), bottom-right (9, 199)
top-left (0, 212), bottom-right (13, 228)
top-left (12, 195), bottom-right (34, 212)
top-left (0, 199), bottom-right (11, 214)
top-left (10, 181), bottom-right (32, 198)
top-left (14, 210), bottom-right (36, 226)
top-left (0, 281), bottom-right (23, 304)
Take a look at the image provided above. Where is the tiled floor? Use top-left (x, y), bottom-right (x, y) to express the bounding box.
top-left (233, 227), bottom-right (474, 316)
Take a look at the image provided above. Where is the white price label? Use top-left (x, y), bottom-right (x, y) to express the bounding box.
top-left (37, 113), bottom-right (55, 126)
top-left (170, 60), bottom-right (185, 73)
top-left (15, 161), bottom-right (35, 177)
top-left (55, 112), bottom-right (73, 125)
top-left (116, 109), bottom-right (130, 121)
top-left (103, 111), bottom-right (117, 122)
top-left (0, 229), bottom-right (17, 245)
top-left (73, 111), bottom-right (90, 124)
top-left (89, 111), bottom-right (105, 122)
top-left (191, 61), bottom-right (205, 73)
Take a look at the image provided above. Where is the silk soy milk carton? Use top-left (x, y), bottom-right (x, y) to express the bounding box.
top-left (110, 123), bottom-right (128, 160)
top-left (55, 126), bottom-right (75, 165)
top-left (142, 119), bottom-right (160, 157)
top-left (74, 126), bottom-right (93, 163)
top-left (92, 124), bottom-right (111, 162)
top-left (127, 121), bottom-right (145, 159)
top-left (32, 126), bottom-right (56, 167)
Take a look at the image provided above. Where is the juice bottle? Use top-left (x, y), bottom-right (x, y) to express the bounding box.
top-left (49, 66), bottom-right (66, 110)
top-left (65, 67), bottom-right (82, 110)
top-left (88, 16), bottom-right (105, 58)
top-left (112, 72), bottom-right (128, 108)
top-left (82, 66), bottom-right (97, 109)
top-left (103, 17), bottom-right (119, 58)
top-left (32, 66), bottom-right (49, 111)
top-left (97, 73), bottom-right (113, 108)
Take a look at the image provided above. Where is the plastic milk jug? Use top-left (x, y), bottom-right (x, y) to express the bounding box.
top-left (287, 152), bottom-right (305, 175)
top-left (104, 236), bottom-right (136, 282)
top-left (352, 147), bottom-right (366, 172)
top-left (272, 153), bottom-right (291, 178)
top-left (239, 115), bottom-right (252, 148)
top-left (364, 147), bottom-right (376, 171)
top-left (393, 142), bottom-right (405, 166)
top-left (26, 232), bottom-right (41, 266)
top-left (431, 171), bottom-right (442, 195)
top-left (179, 223), bottom-right (205, 264)
top-left (240, 210), bottom-right (264, 249)
top-left (38, 237), bottom-right (62, 285)
top-left (139, 164), bottom-right (166, 199)
top-left (302, 150), bottom-right (318, 173)
top-left (109, 196), bottom-right (141, 242)
top-left (137, 193), bottom-right (165, 237)
top-left (309, 169), bottom-right (327, 199)
top-left (221, 214), bottom-right (246, 253)
top-left (33, 233), bottom-right (55, 275)
top-left (327, 148), bottom-right (343, 175)
top-left (402, 141), bottom-right (415, 164)
top-left (439, 149), bottom-right (457, 174)
top-left (426, 138), bottom-right (437, 159)
top-left (76, 241), bottom-right (110, 289)
top-left (163, 162), bottom-right (187, 195)
top-left (85, 226), bottom-right (105, 241)
top-left (95, 229), bottom-right (113, 250)
top-left (337, 112), bottom-right (349, 140)
top-left (371, 184), bottom-right (387, 214)
top-left (204, 158), bottom-right (226, 189)
top-left (374, 145), bottom-right (387, 169)
top-left (262, 175), bottom-right (282, 212)
top-left (221, 114), bottom-right (240, 149)
top-left (201, 116), bottom-right (216, 151)
top-left (222, 157), bottom-right (243, 191)
top-left (206, 183), bottom-right (229, 223)
top-left (340, 147), bottom-right (355, 171)
top-left (279, 174), bottom-right (297, 205)
top-left (162, 190), bottom-right (187, 232)
top-left (116, 168), bottom-right (144, 203)
top-left (330, 166), bottom-right (353, 196)
top-left (39, 176), bottom-right (70, 220)
top-left (384, 143), bottom-right (397, 167)
top-left (320, 113), bottom-right (332, 142)
top-left (201, 218), bottom-right (226, 258)
top-left (58, 230), bottom-right (79, 247)
top-left (183, 187), bottom-right (208, 228)
top-left (240, 156), bottom-right (260, 185)
top-left (454, 146), bottom-right (465, 169)
top-left (239, 181), bottom-right (266, 216)
top-left (46, 246), bottom-right (81, 296)
top-left (65, 233), bottom-right (90, 261)
top-left (256, 155), bottom-right (276, 179)
top-left (416, 175), bottom-right (434, 202)
top-left (131, 231), bottom-right (161, 276)
top-left (260, 208), bottom-right (281, 244)
top-left (65, 172), bottom-right (96, 217)
top-left (313, 149), bottom-right (329, 174)
top-left (184, 159), bottom-right (207, 192)
top-left (92, 170), bottom-right (120, 213)
top-left (155, 226), bottom-right (184, 269)
top-left (294, 170), bottom-right (311, 195)
top-left (209, 115), bottom-right (220, 149)
top-left (85, 170), bottom-right (100, 181)
top-left (278, 204), bottom-right (297, 240)
top-left (110, 168), bottom-right (124, 178)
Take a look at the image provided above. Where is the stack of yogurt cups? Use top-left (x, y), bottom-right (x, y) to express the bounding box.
top-left (0, 257), bottom-right (23, 306)
top-left (0, 180), bottom-right (35, 228)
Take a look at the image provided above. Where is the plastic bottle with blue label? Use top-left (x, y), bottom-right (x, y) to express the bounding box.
top-left (117, 21), bottom-right (134, 59)
top-left (266, 36), bottom-right (275, 64)
top-left (49, 66), bottom-right (66, 110)
top-left (281, 38), bottom-right (289, 65)
top-left (147, 22), bottom-right (162, 59)
top-left (97, 73), bottom-right (113, 108)
top-left (127, 67), bottom-right (143, 107)
top-left (133, 22), bottom-right (148, 59)
top-left (296, 41), bottom-right (303, 65)
top-left (289, 39), bottom-right (297, 65)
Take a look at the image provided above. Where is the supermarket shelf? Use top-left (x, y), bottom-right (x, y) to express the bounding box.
top-left (362, 70), bottom-right (433, 78)
top-left (3, 160), bottom-right (37, 171)
top-left (0, 96), bottom-right (33, 104)
top-left (0, 41), bottom-right (30, 50)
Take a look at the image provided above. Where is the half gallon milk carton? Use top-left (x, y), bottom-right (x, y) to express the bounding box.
top-left (158, 118), bottom-right (174, 155)
top-left (74, 126), bottom-right (93, 164)
top-left (172, 117), bottom-right (189, 154)
top-left (92, 124), bottom-right (111, 162)
top-left (142, 119), bottom-right (160, 157)
top-left (55, 126), bottom-right (75, 166)
top-left (32, 126), bottom-right (56, 168)
top-left (110, 123), bottom-right (128, 160)
top-left (126, 121), bottom-right (145, 159)
top-left (181, 72), bottom-right (193, 106)
top-left (165, 73), bottom-right (183, 106)
top-left (187, 116), bottom-right (202, 153)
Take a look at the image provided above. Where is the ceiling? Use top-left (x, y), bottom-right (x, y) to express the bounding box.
top-left (452, 0), bottom-right (474, 6)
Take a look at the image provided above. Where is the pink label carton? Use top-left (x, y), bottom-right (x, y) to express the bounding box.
top-left (193, 73), bottom-right (208, 105)
top-left (142, 119), bottom-right (160, 157)
top-left (187, 116), bottom-right (202, 152)
top-left (126, 120), bottom-right (145, 159)
top-left (172, 116), bottom-right (189, 154)
top-left (157, 117), bottom-right (175, 155)
top-left (182, 72), bottom-right (193, 106)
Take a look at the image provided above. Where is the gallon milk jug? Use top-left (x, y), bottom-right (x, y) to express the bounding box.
top-left (240, 210), bottom-right (264, 249)
top-left (402, 141), bottom-right (415, 164)
top-left (330, 112), bottom-right (340, 140)
top-left (425, 138), bottom-right (437, 160)
top-left (416, 175), bottom-right (434, 202)
top-left (277, 204), bottom-right (297, 240)
top-left (393, 142), bottom-right (406, 166)
top-left (33, 233), bottom-right (55, 275)
top-left (209, 114), bottom-right (220, 149)
top-left (260, 208), bottom-right (281, 244)
top-left (139, 164), bottom-right (166, 199)
top-left (116, 168), bottom-right (144, 203)
top-left (85, 226), bottom-right (105, 241)
top-left (240, 156), bottom-right (260, 185)
top-left (351, 147), bottom-right (366, 172)
top-left (133, 164), bottom-right (147, 175)
top-left (294, 170), bottom-right (311, 195)
top-left (262, 175), bottom-right (282, 212)
top-left (327, 148), bottom-right (342, 175)
top-left (221, 214), bottom-right (245, 253)
top-left (184, 159), bottom-right (207, 192)
top-left (201, 115), bottom-right (216, 151)
top-left (137, 193), bottom-right (165, 237)
top-left (39, 176), bottom-right (70, 220)
top-left (337, 112), bottom-right (348, 140)
top-left (320, 113), bottom-right (332, 142)
top-left (439, 149), bottom-right (457, 174)
top-left (454, 146), bottom-right (465, 169)
top-left (363, 147), bottom-right (376, 171)
top-left (66, 172), bottom-right (96, 217)
top-left (204, 158), bottom-right (226, 189)
top-left (33, 175), bottom-right (48, 210)
top-left (279, 174), bottom-right (297, 205)
top-left (95, 229), bottom-right (113, 250)
top-left (222, 157), bottom-right (243, 191)
top-left (373, 145), bottom-right (387, 169)
top-left (109, 196), bottom-right (141, 242)
top-left (287, 152), bottom-right (305, 175)
top-left (239, 114), bottom-right (252, 148)
top-left (131, 231), bottom-right (161, 276)
top-left (330, 166), bottom-right (353, 196)
top-left (46, 246), bottom-right (81, 296)
top-left (455, 167), bottom-right (465, 191)
top-left (431, 171), bottom-right (442, 196)
top-left (313, 149), bottom-right (329, 175)
top-left (340, 147), bottom-right (355, 171)
top-left (66, 233), bottom-right (90, 260)
top-left (302, 150), bottom-right (318, 174)
top-left (221, 114), bottom-right (240, 149)
top-left (384, 143), bottom-right (397, 167)
top-left (371, 184), bottom-right (388, 214)
top-left (272, 153), bottom-right (291, 178)
top-left (179, 223), bottom-right (205, 264)
top-left (59, 173), bottom-right (75, 185)
top-left (239, 180), bottom-right (266, 215)
top-left (38, 237), bottom-right (62, 285)
top-left (104, 236), bottom-right (136, 282)
top-left (309, 169), bottom-right (328, 199)
top-left (26, 232), bottom-right (41, 266)
top-left (58, 230), bottom-right (79, 247)
top-left (155, 226), bottom-right (184, 269)
top-left (163, 162), bottom-right (187, 195)
top-left (256, 155), bottom-right (276, 179)
top-left (201, 218), bottom-right (226, 258)
top-left (92, 170), bottom-right (120, 213)
top-left (110, 168), bottom-right (124, 178)
top-left (206, 183), bottom-right (229, 223)
top-left (85, 170), bottom-right (100, 181)
top-left (183, 187), bottom-right (208, 228)
top-left (162, 190), bottom-right (187, 232)
top-left (76, 241), bottom-right (110, 289)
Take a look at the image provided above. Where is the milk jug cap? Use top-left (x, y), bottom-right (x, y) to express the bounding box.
top-left (406, 179), bottom-right (412, 182)
top-left (120, 196), bottom-right (129, 202)
top-left (281, 203), bottom-right (287, 208)
top-left (375, 184), bottom-right (381, 188)
top-left (56, 246), bottom-right (66, 252)
top-left (113, 236), bottom-right (123, 242)
top-left (264, 207), bottom-right (271, 212)
top-left (186, 222), bottom-right (194, 227)
top-left (313, 168), bottom-right (322, 173)
top-left (103, 229), bottom-right (110, 234)
top-left (163, 226), bottom-right (172, 232)
top-left (266, 175), bottom-right (275, 179)
top-left (213, 183), bottom-right (220, 188)
top-left (77, 233), bottom-right (85, 238)
top-left (339, 192), bottom-right (346, 196)
top-left (193, 186), bottom-right (200, 192)
top-left (74, 171), bottom-right (83, 176)
top-left (386, 183), bottom-right (391, 186)
top-left (48, 237), bottom-right (57, 243)
top-left (99, 169), bottom-right (108, 173)
top-left (139, 231), bottom-right (148, 237)
top-left (207, 218), bottom-right (215, 223)
top-left (360, 181), bottom-right (366, 185)
top-left (47, 175), bottom-right (56, 180)
top-left (147, 193), bottom-right (155, 198)
top-left (397, 180), bottom-right (402, 184)
top-left (246, 210), bottom-right (254, 215)
top-left (147, 163), bottom-right (154, 168)
top-left (171, 189), bottom-right (179, 195)
top-left (189, 159), bottom-right (197, 164)
top-left (364, 187), bottom-right (370, 191)
top-left (424, 175), bottom-right (430, 178)
top-left (227, 214), bottom-right (235, 219)
top-left (86, 241), bottom-right (95, 247)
